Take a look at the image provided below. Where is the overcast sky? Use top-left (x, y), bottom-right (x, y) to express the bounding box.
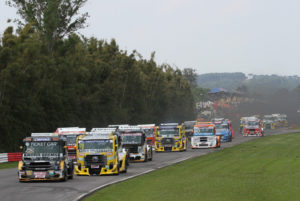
top-left (1, 0), bottom-right (300, 76)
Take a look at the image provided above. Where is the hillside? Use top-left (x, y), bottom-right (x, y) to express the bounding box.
top-left (196, 73), bottom-right (300, 94)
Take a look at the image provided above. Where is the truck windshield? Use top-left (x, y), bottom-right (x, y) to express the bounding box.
top-left (263, 116), bottom-right (273, 121)
top-left (157, 128), bottom-right (179, 137)
top-left (121, 133), bottom-right (143, 144)
top-left (215, 124), bottom-right (228, 129)
top-left (23, 141), bottom-right (62, 159)
top-left (78, 139), bottom-right (113, 152)
top-left (64, 135), bottom-right (77, 146)
top-left (184, 122), bottom-right (196, 129)
top-left (193, 127), bottom-right (214, 136)
top-left (142, 129), bottom-right (154, 137)
top-left (247, 121), bottom-right (259, 126)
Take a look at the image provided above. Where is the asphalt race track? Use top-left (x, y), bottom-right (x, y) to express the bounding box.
top-left (0, 128), bottom-right (298, 201)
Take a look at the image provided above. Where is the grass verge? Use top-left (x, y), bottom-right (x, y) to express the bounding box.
top-left (85, 133), bottom-right (300, 201)
top-left (0, 162), bottom-right (18, 170)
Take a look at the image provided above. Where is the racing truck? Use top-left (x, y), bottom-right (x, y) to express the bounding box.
top-left (240, 117), bottom-right (247, 134)
top-left (272, 114), bottom-right (288, 127)
top-left (55, 127), bottom-right (86, 162)
top-left (191, 122), bottom-right (221, 148)
top-left (18, 133), bottom-right (73, 182)
top-left (138, 124), bottom-right (156, 147)
top-left (262, 115), bottom-right (275, 129)
top-left (118, 125), bottom-right (153, 162)
top-left (212, 118), bottom-right (233, 142)
top-left (155, 123), bottom-right (187, 152)
top-left (243, 117), bottom-right (264, 137)
top-left (74, 129), bottom-right (128, 176)
top-left (182, 121), bottom-right (197, 138)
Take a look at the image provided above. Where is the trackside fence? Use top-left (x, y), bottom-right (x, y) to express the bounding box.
top-left (0, 153), bottom-right (8, 163)
top-left (0, 152), bottom-right (22, 163)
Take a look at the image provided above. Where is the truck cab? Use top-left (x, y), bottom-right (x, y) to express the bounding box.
top-left (182, 121), bottom-right (197, 138)
top-left (138, 124), bottom-right (156, 147)
top-left (191, 122), bottom-right (220, 148)
top-left (55, 127), bottom-right (86, 162)
top-left (118, 126), bottom-right (152, 162)
top-left (212, 118), bottom-right (233, 142)
top-left (155, 123), bottom-right (187, 152)
top-left (18, 133), bottom-right (73, 182)
top-left (262, 115), bottom-right (275, 129)
top-left (243, 117), bottom-right (264, 136)
top-left (74, 129), bottom-right (128, 176)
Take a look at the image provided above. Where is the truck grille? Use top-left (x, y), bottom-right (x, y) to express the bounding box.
top-left (161, 138), bottom-right (174, 146)
top-left (129, 147), bottom-right (138, 153)
top-left (68, 149), bottom-right (76, 156)
top-left (200, 137), bottom-right (207, 142)
top-left (85, 155), bottom-right (107, 166)
top-left (28, 162), bottom-right (52, 170)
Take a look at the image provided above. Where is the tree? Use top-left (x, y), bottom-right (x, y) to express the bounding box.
top-left (6, 0), bottom-right (89, 51)
top-left (183, 68), bottom-right (197, 87)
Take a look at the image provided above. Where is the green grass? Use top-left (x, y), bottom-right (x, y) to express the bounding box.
top-left (0, 161), bottom-right (18, 170)
top-left (85, 133), bottom-right (300, 201)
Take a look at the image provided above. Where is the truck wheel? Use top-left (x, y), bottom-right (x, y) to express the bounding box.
top-left (62, 167), bottom-right (68, 182)
top-left (148, 149), bottom-right (153, 161)
top-left (115, 165), bottom-right (120, 175)
top-left (123, 161), bottom-right (128, 173)
top-left (68, 164), bottom-right (74, 179)
top-left (144, 150), bottom-right (148, 162)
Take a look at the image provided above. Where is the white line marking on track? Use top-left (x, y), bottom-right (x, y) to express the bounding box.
top-left (75, 156), bottom-right (194, 200)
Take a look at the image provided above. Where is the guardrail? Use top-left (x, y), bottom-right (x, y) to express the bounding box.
top-left (0, 153), bottom-right (8, 163)
top-left (0, 152), bottom-right (22, 163)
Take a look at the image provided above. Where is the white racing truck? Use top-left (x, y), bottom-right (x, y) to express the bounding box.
top-left (118, 125), bottom-right (153, 162)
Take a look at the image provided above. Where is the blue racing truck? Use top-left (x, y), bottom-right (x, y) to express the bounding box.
top-left (211, 118), bottom-right (232, 142)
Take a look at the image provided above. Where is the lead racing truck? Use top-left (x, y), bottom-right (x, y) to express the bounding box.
top-left (155, 123), bottom-right (187, 152)
top-left (243, 116), bottom-right (264, 137)
top-left (74, 128), bottom-right (128, 176)
top-left (18, 133), bottom-right (74, 182)
top-left (191, 122), bottom-right (221, 148)
top-left (118, 125), bottom-right (153, 162)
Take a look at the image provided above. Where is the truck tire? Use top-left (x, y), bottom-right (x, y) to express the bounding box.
top-left (148, 149), bottom-right (152, 161)
top-left (62, 166), bottom-right (68, 182)
top-left (144, 150), bottom-right (148, 162)
top-left (68, 163), bottom-right (74, 179)
top-left (123, 161), bottom-right (128, 173)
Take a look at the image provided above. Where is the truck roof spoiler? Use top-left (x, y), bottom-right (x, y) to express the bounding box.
top-left (31, 133), bottom-right (58, 137)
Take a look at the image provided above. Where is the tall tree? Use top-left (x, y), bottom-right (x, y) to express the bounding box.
top-left (6, 0), bottom-right (89, 51)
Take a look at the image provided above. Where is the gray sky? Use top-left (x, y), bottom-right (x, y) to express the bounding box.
top-left (1, 0), bottom-right (300, 76)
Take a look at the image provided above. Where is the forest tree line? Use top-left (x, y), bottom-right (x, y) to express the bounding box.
top-left (0, 25), bottom-right (195, 152)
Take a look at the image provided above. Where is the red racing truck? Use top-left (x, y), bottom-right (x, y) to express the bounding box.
top-left (138, 124), bottom-right (156, 147)
top-left (243, 117), bottom-right (264, 137)
top-left (55, 127), bottom-right (86, 162)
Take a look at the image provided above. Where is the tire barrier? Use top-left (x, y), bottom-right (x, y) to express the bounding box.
top-left (8, 153), bottom-right (22, 162)
top-left (0, 152), bottom-right (22, 163)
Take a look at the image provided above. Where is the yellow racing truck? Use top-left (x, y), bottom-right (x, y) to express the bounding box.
top-left (74, 128), bottom-right (128, 176)
top-left (155, 123), bottom-right (187, 152)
